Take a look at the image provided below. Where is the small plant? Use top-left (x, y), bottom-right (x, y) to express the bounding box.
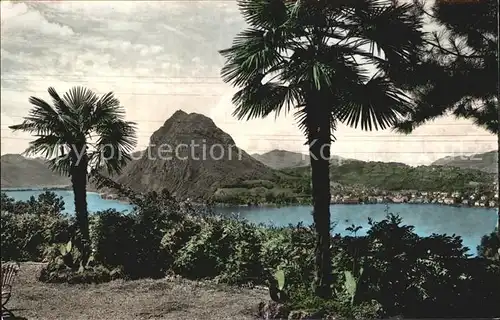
top-left (269, 269), bottom-right (288, 303)
top-left (58, 239), bottom-right (94, 271)
top-left (344, 267), bottom-right (364, 306)
top-left (346, 224), bottom-right (363, 236)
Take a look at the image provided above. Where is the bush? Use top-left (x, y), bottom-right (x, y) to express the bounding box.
top-left (260, 224), bottom-right (316, 289)
top-left (477, 231), bottom-right (500, 260)
top-left (90, 209), bottom-right (136, 276)
top-left (172, 218), bottom-right (264, 284)
top-left (1, 192), bottom-right (71, 262)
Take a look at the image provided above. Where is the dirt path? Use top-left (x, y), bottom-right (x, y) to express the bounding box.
top-left (6, 263), bottom-right (267, 320)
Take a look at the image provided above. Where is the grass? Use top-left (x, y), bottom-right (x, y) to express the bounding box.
top-left (7, 263), bottom-right (268, 320)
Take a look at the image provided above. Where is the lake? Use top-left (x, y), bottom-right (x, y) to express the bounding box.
top-left (3, 189), bottom-right (497, 255)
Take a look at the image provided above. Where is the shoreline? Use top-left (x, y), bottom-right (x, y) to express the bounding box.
top-left (2, 188), bottom-right (496, 211)
top-left (211, 201), bottom-right (497, 210)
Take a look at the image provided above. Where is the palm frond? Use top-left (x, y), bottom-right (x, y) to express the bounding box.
top-left (237, 0), bottom-right (289, 29)
top-left (220, 28), bottom-right (287, 87)
top-left (90, 92), bottom-right (125, 128)
top-left (62, 86), bottom-right (99, 136)
top-left (47, 87), bottom-right (74, 119)
top-left (9, 95), bottom-right (70, 139)
top-left (232, 81), bottom-right (301, 120)
top-left (9, 86), bottom-right (137, 178)
top-left (336, 75), bottom-right (414, 131)
top-left (92, 119), bottom-right (137, 176)
top-left (221, 0), bottom-right (426, 140)
top-left (23, 135), bottom-right (65, 159)
top-left (46, 154), bottom-right (72, 177)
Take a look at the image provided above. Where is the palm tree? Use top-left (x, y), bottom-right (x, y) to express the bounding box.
top-left (9, 86), bottom-right (137, 262)
top-left (220, 0), bottom-right (424, 297)
top-left (393, 0), bottom-right (498, 233)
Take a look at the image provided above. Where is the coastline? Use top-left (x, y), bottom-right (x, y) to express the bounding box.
top-left (211, 201), bottom-right (497, 210)
top-left (2, 188), bottom-right (497, 211)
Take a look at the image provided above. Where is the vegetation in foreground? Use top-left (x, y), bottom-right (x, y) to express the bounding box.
top-left (2, 190), bottom-right (499, 319)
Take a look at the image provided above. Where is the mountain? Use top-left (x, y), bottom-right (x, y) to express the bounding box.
top-left (283, 158), bottom-right (495, 193)
top-left (114, 110), bottom-right (275, 199)
top-left (251, 150), bottom-right (310, 169)
top-left (1, 154), bottom-right (69, 188)
top-left (431, 150), bottom-right (498, 173)
top-left (251, 149), bottom-right (346, 169)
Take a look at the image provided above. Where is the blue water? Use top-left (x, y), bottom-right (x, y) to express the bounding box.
top-left (2, 189), bottom-right (134, 214)
top-left (3, 190), bottom-right (496, 255)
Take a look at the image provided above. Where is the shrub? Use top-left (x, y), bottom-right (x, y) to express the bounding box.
top-left (477, 231), bottom-right (500, 261)
top-left (0, 210), bottom-right (71, 261)
top-left (260, 223), bottom-right (316, 290)
top-left (173, 219), bottom-right (227, 279)
top-left (216, 219), bottom-right (264, 284)
top-left (90, 209), bottom-right (136, 275)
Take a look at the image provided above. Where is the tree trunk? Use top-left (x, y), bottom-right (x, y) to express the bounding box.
top-left (70, 150), bottom-right (90, 264)
top-left (307, 100), bottom-right (333, 298)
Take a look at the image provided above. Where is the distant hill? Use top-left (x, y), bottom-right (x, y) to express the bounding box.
top-left (251, 149), bottom-right (346, 169)
top-left (1, 154), bottom-right (69, 188)
top-left (113, 110), bottom-right (275, 199)
top-left (283, 159), bottom-right (495, 193)
top-left (251, 150), bottom-right (310, 169)
top-left (432, 150), bottom-right (497, 173)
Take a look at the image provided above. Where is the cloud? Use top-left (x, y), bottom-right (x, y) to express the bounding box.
top-left (1, 1), bottom-right (74, 37)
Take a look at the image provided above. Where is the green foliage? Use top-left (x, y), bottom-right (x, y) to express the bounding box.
top-left (260, 224), bottom-right (316, 290)
top-left (275, 269), bottom-right (285, 291)
top-left (343, 268), bottom-right (364, 306)
top-left (3, 189), bottom-right (500, 318)
top-left (394, 0), bottom-right (498, 136)
top-left (58, 239), bottom-right (95, 270)
top-left (477, 231), bottom-right (500, 261)
top-left (1, 192), bottom-right (71, 262)
top-left (172, 218), bottom-right (264, 285)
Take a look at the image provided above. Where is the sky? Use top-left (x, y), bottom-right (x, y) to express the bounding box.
top-left (0, 0), bottom-right (496, 165)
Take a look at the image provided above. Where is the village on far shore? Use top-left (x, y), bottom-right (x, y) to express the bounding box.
top-left (332, 181), bottom-right (499, 208)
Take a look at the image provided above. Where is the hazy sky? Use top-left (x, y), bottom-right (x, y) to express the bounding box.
top-left (0, 0), bottom-right (496, 165)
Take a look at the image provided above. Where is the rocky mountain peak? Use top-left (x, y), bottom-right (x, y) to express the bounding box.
top-left (149, 110), bottom-right (235, 148)
top-left (115, 110), bottom-right (274, 199)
